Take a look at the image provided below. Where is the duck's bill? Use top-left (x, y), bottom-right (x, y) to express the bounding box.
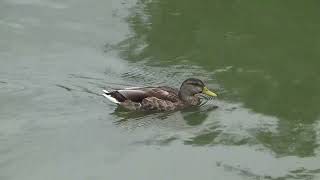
top-left (202, 87), bottom-right (217, 97)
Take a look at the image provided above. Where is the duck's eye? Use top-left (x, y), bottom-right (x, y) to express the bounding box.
top-left (189, 82), bottom-right (202, 87)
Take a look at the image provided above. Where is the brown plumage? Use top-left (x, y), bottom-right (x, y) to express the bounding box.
top-left (102, 78), bottom-right (217, 111)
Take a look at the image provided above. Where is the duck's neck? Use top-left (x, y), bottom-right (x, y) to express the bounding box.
top-left (178, 89), bottom-right (200, 106)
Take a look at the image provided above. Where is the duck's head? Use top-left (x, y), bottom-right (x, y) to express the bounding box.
top-left (179, 78), bottom-right (217, 104)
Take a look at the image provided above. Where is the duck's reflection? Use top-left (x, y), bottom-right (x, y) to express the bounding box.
top-left (112, 104), bottom-right (217, 125)
top-left (111, 106), bottom-right (175, 129)
top-left (181, 105), bottom-right (218, 126)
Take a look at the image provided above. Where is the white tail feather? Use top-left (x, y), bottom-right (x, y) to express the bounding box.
top-left (102, 89), bottom-right (109, 94)
top-left (102, 89), bottom-right (120, 104)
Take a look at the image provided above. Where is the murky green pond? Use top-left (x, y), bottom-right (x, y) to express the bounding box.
top-left (1, 0), bottom-right (320, 179)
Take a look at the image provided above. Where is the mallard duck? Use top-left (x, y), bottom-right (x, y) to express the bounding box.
top-left (102, 78), bottom-right (217, 111)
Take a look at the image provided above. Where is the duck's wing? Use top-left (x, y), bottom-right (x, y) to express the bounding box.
top-left (141, 96), bottom-right (181, 111)
top-left (102, 86), bottom-right (179, 104)
top-left (155, 86), bottom-right (180, 102)
top-left (102, 88), bottom-right (149, 103)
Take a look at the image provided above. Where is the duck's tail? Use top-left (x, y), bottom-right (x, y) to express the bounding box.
top-left (102, 90), bottom-right (122, 104)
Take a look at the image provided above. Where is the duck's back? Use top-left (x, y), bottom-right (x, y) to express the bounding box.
top-left (105, 86), bottom-right (179, 102)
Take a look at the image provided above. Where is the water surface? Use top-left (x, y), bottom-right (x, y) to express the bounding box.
top-left (1, 0), bottom-right (320, 179)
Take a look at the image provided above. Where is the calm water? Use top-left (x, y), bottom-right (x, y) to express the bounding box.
top-left (1, 0), bottom-right (320, 179)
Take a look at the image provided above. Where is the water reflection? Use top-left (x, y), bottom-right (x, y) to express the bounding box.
top-left (112, 107), bottom-right (172, 123)
top-left (182, 106), bottom-right (218, 126)
top-left (111, 105), bottom-right (217, 130)
top-left (111, 0), bottom-right (320, 157)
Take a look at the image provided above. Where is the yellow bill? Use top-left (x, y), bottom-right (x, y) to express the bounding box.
top-left (202, 86), bottom-right (217, 97)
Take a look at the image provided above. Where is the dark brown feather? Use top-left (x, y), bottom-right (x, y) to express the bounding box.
top-left (107, 91), bottom-right (127, 102)
top-left (114, 86), bottom-right (179, 103)
top-left (117, 89), bottom-right (149, 102)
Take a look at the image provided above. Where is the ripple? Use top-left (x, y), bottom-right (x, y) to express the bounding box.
top-left (55, 84), bottom-right (72, 92)
top-left (0, 81), bottom-right (26, 93)
top-left (4, 0), bottom-right (68, 9)
top-left (117, 61), bottom-right (220, 90)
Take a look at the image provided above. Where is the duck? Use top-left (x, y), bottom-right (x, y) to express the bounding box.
top-left (102, 78), bottom-right (217, 111)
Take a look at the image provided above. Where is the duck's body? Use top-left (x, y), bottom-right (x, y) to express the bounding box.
top-left (102, 78), bottom-right (217, 111)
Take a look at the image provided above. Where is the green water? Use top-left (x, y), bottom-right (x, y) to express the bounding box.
top-left (1, 0), bottom-right (320, 179)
